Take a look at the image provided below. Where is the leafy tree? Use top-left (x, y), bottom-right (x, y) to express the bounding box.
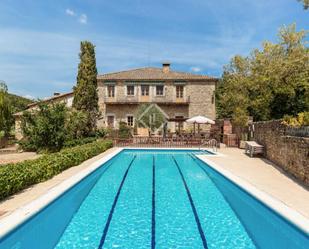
top-left (216, 56), bottom-right (251, 125)
top-left (216, 24), bottom-right (309, 124)
top-left (65, 110), bottom-right (90, 140)
top-left (7, 93), bottom-right (33, 113)
top-left (282, 112), bottom-right (309, 126)
top-left (297, 0), bottom-right (309, 9)
top-left (20, 103), bottom-right (67, 152)
top-left (0, 82), bottom-right (13, 136)
top-left (73, 41), bottom-right (98, 133)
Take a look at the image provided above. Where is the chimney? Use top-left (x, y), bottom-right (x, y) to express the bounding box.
top-left (53, 92), bottom-right (61, 96)
top-left (162, 62), bottom-right (171, 73)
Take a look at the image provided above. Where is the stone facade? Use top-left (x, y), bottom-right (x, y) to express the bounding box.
top-left (97, 64), bottom-right (217, 132)
top-left (251, 120), bottom-right (309, 186)
top-left (15, 64), bottom-right (218, 138)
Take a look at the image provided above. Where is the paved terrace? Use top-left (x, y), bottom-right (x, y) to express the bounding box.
top-left (0, 147), bottom-right (308, 220)
top-left (199, 148), bottom-right (309, 219)
top-left (0, 152), bottom-right (39, 165)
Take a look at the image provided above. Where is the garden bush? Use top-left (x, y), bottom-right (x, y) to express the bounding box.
top-left (63, 136), bottom-right (97, 148)
top-left (282, 112), bottom-right (309, 127)
top-left (0, 140), bottom-right (113, 201)
top-left (20, 102), bottom-right (67, 152)
top-left (118, 121), bottom-right (132, 139)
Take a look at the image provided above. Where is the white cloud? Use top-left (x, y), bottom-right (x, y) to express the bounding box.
top-left (65, 8), bottom-right (75, 16)
top-left (190, 67), bottom-right (201, 72)
top-left (79, 14), bottom-right (87, 24)
top-left (0, 25), bottom-right (257, 97)
top-left (23, 94), bottom-right (35, 100)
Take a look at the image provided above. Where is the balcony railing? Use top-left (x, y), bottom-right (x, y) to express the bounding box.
top-left (103, 95), bottom-right (190, 104)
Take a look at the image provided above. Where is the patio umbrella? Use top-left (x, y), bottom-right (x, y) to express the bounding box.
top-left (186, 115), bottom-right (215, 134)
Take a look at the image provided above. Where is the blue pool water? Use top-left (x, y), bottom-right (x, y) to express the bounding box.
top-left (0, 149), bottom-right (308, 248)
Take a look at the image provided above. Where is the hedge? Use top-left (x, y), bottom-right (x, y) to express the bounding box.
top-left (63, 136), bottom-right (97, 148)
top-left (0, 140), bottom-right (113, 201)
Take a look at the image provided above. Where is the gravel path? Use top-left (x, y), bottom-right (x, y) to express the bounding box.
top-left (0, 152), bottom-right (39, 165)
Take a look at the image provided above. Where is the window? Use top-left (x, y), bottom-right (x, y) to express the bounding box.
top-left (156, 85), bottom-right (164, 96)
top-left (141, 85), bottom-right (149, 96)
top-left (127, 85), bottom-right (135, 96)
top-left (127, 115), bottom-right (134, 127)
top-left (176, 85), bottom-right (184, 98)
top-left (107, 85), bottom-right (115, 97)
top-left (107, 115), bottom-right (114, 128)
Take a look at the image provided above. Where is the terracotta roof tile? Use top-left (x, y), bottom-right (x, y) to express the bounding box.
top-left (97, 67), bottom-right (217, 81)
top-left (26, 92), bottom-right (73, 108)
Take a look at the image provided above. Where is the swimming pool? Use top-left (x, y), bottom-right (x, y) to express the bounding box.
top-left (0, 149), bottom-right (308, 248)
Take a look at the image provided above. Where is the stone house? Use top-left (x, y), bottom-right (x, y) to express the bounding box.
top-left (14, 92), bottom-right (74, 140)
top-left (96, 63), bottom-right (218, 133)
top-left (14, 63), bottom-right (218, 138)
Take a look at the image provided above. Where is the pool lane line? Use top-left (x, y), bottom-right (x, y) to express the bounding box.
top-left (152, 155), bottom-right (156, 249)
top-left (188, 153), bottom-right (211, 177)
top-left (171, 155), bottom-right (209, 249)
top-left (188, 153), bottom-right (261, 247)
top-left (97, 155), bottom-right (137, 249)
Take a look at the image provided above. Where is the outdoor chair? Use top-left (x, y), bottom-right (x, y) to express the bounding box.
top-left (245, 141), bottom-right (264, 157)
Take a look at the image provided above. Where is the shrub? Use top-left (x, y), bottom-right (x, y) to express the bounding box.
top-left (282, 112), bottom-right (309, 127)
top-left (20, 102), bottom-right (67, 152)
top-left (95, 128), bottom-right (107, 138)
top-left (65, 110), bottom-right (90, 140)
top-left (63, 136), bottom-right (97, 148)
top-left (0, 140), bottom-right (113, 200)
top-left (118, 121), bottom-right (132, 139)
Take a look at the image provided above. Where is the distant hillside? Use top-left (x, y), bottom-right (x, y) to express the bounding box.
top-left (7, 93), bottom-right (34, 113)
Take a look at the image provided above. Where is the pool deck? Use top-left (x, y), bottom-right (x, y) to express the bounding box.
top-left (0, 146), bottom-right (308, 223)
top-left (199, 148), bottom-right (309, 219)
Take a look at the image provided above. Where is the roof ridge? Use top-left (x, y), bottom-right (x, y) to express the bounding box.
top-left (169, 69), bottom-right (210, 77)
top-left (98, 67), bottom-right (159, 77)
top-left (97, 66), bottom-right (218, 80)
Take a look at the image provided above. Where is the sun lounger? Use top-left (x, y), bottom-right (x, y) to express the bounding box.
top-left (245, 141), bottom-right (264, 157)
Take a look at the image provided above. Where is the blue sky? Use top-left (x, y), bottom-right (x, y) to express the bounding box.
top-left (0, 0), bottom-right (308, 98)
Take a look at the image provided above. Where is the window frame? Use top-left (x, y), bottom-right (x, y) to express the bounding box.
top-left (126, 85), bottom-right (135, 96)
top-left (176, 85), bottom-right (184, 98)
top-left (141, 85), bottom-right (149, 96)
top-left (107, 85), bottom-right (115, 97)
top-left (126, 115), bottom-right (134, 127)
top-left (155, 85), bottom-right (164, 96)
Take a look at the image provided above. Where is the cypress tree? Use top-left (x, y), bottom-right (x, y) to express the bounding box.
top-left (73, 41), bottom-right (98, 132)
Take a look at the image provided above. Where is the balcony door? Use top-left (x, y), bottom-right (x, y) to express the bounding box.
top-left (140, 85), bottom-right (150, 102)
top-left (107, 115), bottom-right (115, 128)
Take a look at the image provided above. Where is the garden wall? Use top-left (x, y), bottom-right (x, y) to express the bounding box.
top-left (251, 120), bottom-right (309, 186)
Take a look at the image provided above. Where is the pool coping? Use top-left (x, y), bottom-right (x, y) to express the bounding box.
top-left (0, 147), bottom-right (307, 240)
top-left (0, 147), bottom-right (124, 239)
top-left (122, 147), bottom-right (225, 157)
top-left (196, 155), bottom-right (309, 235)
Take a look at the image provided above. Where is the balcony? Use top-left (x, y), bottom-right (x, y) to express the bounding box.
top-left (103, 95), bottom-right (190, 105)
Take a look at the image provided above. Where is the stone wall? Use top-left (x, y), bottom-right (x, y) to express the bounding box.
top-left (251, 120), bottom-right (309, 186)
top-left (187, 81), bottom-right (216, 120)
